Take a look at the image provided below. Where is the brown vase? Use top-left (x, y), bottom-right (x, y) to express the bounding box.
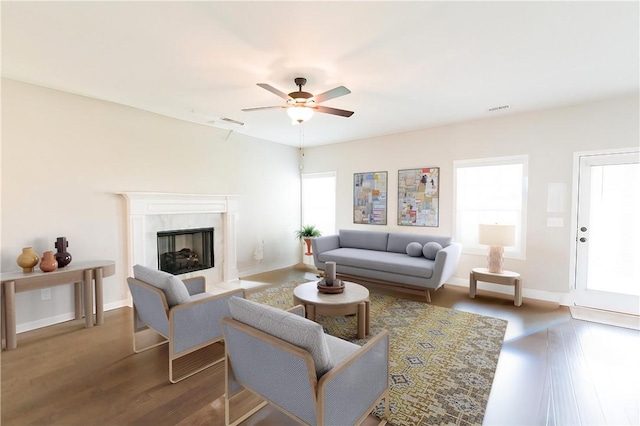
top-left (304, 238), bottom-right (313, 255)
top-left (54, 237), bottom-right (72, 268)
top-left (17, 247), bottom-right (40, 273)
top-left (39, 251), bottom-right (58, 273)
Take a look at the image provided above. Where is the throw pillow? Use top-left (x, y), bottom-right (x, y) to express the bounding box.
top-left (406, 242), bottom-right (424, 257)
top-left (133, 264), bottom-right (191, 307)
top-left (422, 242), bottom-right (443, 260)
top-left (228, 296), bottom-right (334, 378)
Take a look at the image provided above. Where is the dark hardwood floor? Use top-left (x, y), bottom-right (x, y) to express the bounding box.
top-left (2, 266), bottom-right (638, 425)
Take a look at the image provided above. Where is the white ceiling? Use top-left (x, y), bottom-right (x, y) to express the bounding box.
top-left (2, 1), bottom-right (638, 147)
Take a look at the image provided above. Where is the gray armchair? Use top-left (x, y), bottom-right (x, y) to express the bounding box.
top-left (221, 297), bottom-right (389, 426)
top-left (127, 264), bottom-right (244, 383)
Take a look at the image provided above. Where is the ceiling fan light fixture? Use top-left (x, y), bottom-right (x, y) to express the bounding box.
top-left (287, 106), bottom-right (314, 124)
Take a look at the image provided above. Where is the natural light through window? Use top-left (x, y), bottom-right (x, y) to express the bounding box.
top-left (301, 172), bottom-right (336, 237)
top-left (454, 155), bottom-right (528, 259)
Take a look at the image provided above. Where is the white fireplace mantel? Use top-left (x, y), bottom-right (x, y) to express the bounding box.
top-left (119, 192), bottom-right (239, 282)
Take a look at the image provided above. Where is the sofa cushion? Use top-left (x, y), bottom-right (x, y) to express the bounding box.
top-left (423, 242), bottom-right (443, 260)
top-left (387, 232), bottom-right (452, 254)
top-left (406, 242), bottom-right (424, 257)
top-left (318, 248), bottom-right (434, 278)
top-left (133, 264), bottom-right (191, 307)
top-left (228, 296), bottom-right (334, 378)
top-left (339, 229), bottom-right (389, 251)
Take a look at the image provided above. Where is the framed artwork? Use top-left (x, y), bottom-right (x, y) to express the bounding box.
top-left (398, 167), bottom-right (439, 227)
top-left (354, 171), bottom-right (387, 225)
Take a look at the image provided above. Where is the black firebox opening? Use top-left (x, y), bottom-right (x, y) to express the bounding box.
top-left (157, 227), bottom-right (214, 275)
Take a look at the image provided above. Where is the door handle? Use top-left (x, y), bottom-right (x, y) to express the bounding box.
top-left (579, 237), bottom-right (587, 242)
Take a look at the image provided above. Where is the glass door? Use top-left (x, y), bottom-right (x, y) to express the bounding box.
top-left (575, 150), bottom-right (639, 315)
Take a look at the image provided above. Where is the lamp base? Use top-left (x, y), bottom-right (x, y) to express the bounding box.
top-left (487, 246), bottom-right (505, 273)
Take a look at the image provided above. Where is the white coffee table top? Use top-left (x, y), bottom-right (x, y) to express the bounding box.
top-left (293, 281), bottom-right (369, 307)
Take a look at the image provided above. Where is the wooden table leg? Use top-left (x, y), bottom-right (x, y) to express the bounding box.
top-left (4, 281), bottom-right (17, 350)
top-left (305, 304), bottom-right (316, 321)
top-left (95, 268), bottom-right (104, 325)
top-left (364, 300), bottom-right (370, 337)
top-left (357, 302), bottom-right (366, 339)
top-left (84, 269), bottom-right (93, 328)
top-left (515, 277), bottom-right (523, 307)
top-left (74, 282), bottom-right (83, 320)
top-left (469, 271), bottom-right (477, 298)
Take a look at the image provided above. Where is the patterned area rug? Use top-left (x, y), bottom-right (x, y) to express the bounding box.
top-left (248, 281), bottom-right (507, 426)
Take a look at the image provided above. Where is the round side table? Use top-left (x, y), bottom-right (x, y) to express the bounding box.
top-left (469, 267), bottom-right (522, 306)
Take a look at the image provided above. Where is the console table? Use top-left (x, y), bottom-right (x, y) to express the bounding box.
top-left (0, 260), bottom-right (116, 350)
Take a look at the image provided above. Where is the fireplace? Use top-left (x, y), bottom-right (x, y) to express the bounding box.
top-left (119, 192), bottom-right (239, 283)
top-left (157, 227), bottom-right (214, 275)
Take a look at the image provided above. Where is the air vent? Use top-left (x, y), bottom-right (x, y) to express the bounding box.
top-left (221, 117), bottom-right (244, 126)
top-left (488, 105), bottom-right (510, 112)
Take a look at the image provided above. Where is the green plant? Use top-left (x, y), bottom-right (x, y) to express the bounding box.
top-left (294, 225), bottom-right (322, 240)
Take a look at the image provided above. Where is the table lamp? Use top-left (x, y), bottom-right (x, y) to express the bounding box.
top-left (478, 224), bottom-right (515, 273)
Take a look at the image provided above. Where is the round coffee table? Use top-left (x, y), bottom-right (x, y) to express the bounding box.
top-left (293, 281), bottom-right (370, 339)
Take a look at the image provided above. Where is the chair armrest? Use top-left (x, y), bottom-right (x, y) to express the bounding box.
top-left (318, 330), bottom-right (390, 426)
top-left (311, 235), bottom-right (340, 269)
top-left (286, 304), bottom-right (306, 317)
top-left (432, 242), bottom-right (462, 286)
top-left (169, 289), bottom-right (244, 355)
top-left (182, 276), bottom-right (206, 295)
top-left (127, 278), bottom-right (170, 337)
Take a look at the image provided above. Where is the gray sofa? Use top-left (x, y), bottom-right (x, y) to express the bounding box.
top-left (312, 229), bottom-right (461, 302)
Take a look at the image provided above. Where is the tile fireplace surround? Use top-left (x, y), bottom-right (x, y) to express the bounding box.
top-left (119, 192), bottom-right (239, 283)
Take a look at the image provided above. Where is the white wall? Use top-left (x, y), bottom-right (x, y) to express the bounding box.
top-left (302, 95), bottom-right (639, 299)
top-left (1, 79), bottom-right (300, 331)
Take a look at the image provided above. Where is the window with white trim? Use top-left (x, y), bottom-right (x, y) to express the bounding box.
top-left (301, 172), bottom-right (336, 236)
top-left (453, 155), bottom-right (528, 259)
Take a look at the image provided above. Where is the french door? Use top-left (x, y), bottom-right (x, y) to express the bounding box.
top-left (574, 149), bottom-right (639, 315)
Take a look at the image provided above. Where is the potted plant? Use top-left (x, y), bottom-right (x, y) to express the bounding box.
top-left (295, 225), bottom-right (322, 255)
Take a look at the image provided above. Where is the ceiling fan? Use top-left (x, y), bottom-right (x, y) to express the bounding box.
top-left (241, 77), bottom-right (354, 124)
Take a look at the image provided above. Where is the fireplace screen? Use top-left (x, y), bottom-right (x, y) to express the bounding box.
top-left (157, 227), bottom-right (214, 275)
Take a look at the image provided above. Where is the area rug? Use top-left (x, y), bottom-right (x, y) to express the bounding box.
top-left (248, 281), bottom-right (507, 426)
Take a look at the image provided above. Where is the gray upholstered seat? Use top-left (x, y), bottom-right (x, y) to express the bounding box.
top-left (221, 297), bottom-right (389, 426)
top-left (127, 264), bottom-right (244, 383)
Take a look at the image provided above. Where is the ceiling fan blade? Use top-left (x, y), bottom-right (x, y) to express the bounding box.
top-left (257, 83), bottom-right (292, 101)
top-left (313, 86), bottom-right (351, 104)
top-left (314, 105), bottom-right (354, 117)
top-left (241, 105), bottom-right (286, 112)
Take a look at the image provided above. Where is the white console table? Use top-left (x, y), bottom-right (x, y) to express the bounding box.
top-left (0, 260), bottom-right (116, 350)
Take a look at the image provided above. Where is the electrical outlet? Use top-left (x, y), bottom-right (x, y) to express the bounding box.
top-left (41, 288), bottom-right (52, 301)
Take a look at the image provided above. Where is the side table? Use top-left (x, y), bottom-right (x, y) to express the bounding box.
top-left (469, 267), bottom-right (522, 306)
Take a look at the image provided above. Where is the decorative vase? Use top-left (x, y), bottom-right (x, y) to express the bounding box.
top-left (39, 251), bottom-right (58, 272)
top-left (54, 237), bottom-right (72, 268)
top-left (304, 238), bottom-right (313, 256)
top-left (17, 247), bottom-right (40, 273)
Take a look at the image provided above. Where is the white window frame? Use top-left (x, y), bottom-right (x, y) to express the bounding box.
top-left (453, 155), bottom-right (528, 260)
top-left (301, 171), bottom-right (337, 237)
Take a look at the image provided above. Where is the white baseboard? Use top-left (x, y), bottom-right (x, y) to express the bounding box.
top-left (238, 262), bottom-right (299, 278)
top-left (446, 277), bottom-right (566, 305)
top-left (17, 298), bottom-right (130, 334)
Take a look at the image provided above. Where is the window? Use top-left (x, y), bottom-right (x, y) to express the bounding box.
top-left (301, 172), bottom-right (336, 236)
top-left (453, 155), bottom-right (528, 259)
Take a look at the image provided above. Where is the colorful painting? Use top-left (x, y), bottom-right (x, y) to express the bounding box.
top-left (354, 171), bottom-right (387, 225)
top-left (398, 167), bottom-right (439, 227)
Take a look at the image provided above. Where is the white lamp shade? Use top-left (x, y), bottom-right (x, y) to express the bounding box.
top-left (287, 106), bottom-right (314, 124)
top-left (478, 224), bottom-right (515, 247)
